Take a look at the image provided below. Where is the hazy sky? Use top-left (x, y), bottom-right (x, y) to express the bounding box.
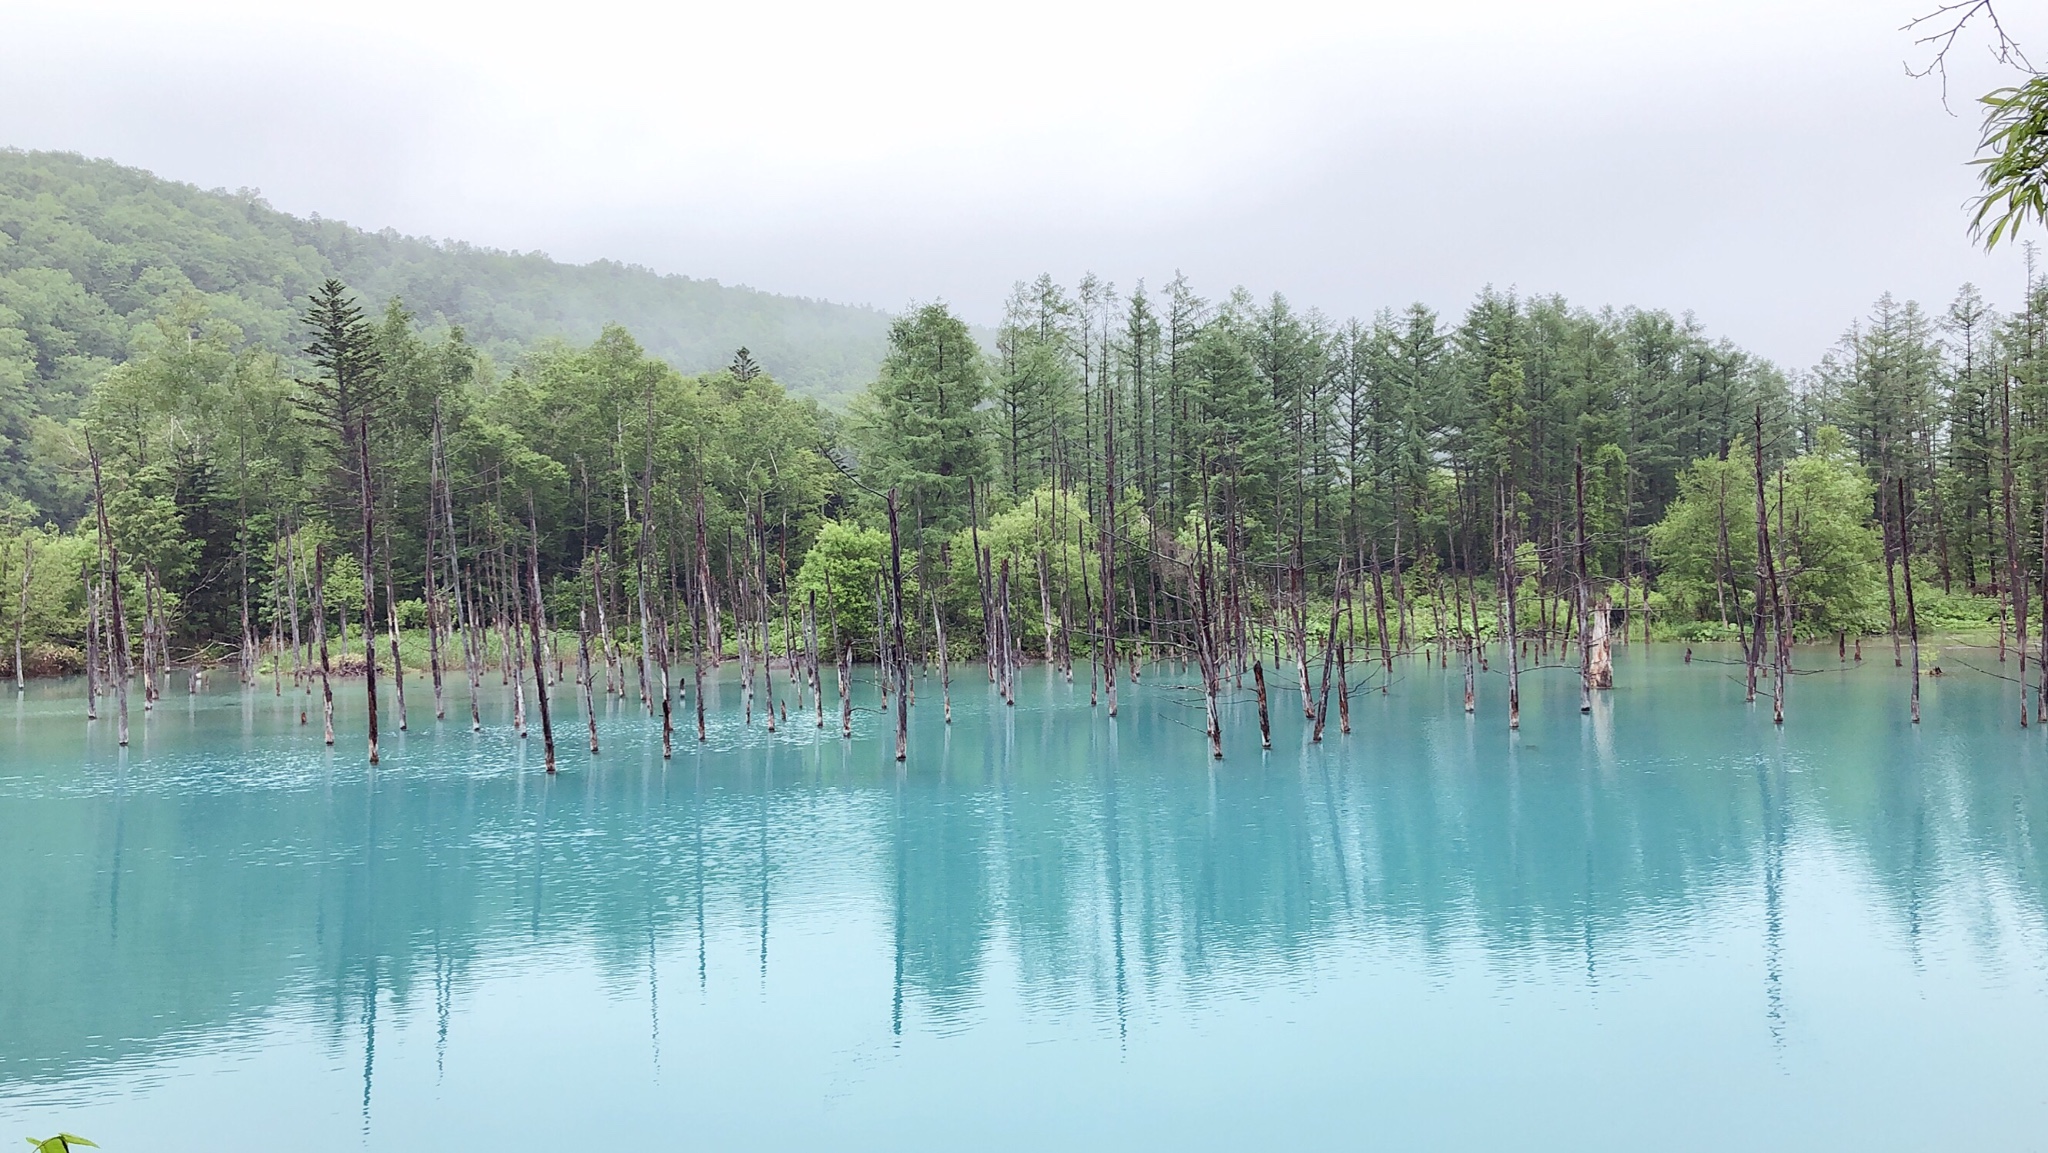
top-left (3, 0), bottom-right (2042, 368)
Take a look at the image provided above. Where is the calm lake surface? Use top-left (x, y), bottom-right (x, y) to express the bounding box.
top-left (4, 646), bottom-right (2047, 1150)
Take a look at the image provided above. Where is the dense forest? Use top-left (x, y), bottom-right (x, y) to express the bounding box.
top-left (0, 149), bottom-right (893, 514)
top-left (5, 153), bottom-right (2048, 759)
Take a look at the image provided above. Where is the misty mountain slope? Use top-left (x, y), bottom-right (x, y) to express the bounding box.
top-left (0, 149), bottom-right (892, 420)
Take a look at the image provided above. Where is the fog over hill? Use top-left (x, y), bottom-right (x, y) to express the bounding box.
top-left (0, 149), bottom-right (895, 422)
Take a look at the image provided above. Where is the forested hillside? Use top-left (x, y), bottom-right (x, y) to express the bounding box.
top-left (0, 149), bottom-right (891, 511)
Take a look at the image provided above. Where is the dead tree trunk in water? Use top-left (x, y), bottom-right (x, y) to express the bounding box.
top-left (695, 491), bottom-right (713, 743)
top-left (931, 587), bottom-right (951, 724)
top-left (1753, 409), bottom-right (1784, 725)
top-left (382, 538), bottom-right (407, 731)
top-left (12, 535), bottom-right (33, 691)
top-left (826, 582), bottom-right (849, 739)
top-left (1037, 546), bottom-right (1054, 665)
top-left (1499, 475), bottom-right (1522, 731)
top-left (579, 604), bottom-right (599, 754)
top-left (2001, 376), bottom-right (2027, 726)
top-left (1313, 566), bottom-right (1344, 742)
top-left (356, 424), bottom-right (381, 765)
top-left (285, 521), bottom-right (308, 721)
top-left (1252, 658), bottom-right (1272, 749)
top-left (88, 442), bottom-right (131, 745)
top-left (1369, 544), bottom-right (1392, 691)
top-left (887, 489), bottom-right (909, 762)
top-left (1881, 481), bottom-right (1903, 669)
top-left (753, 498), bottom-right (775, 732)
top-left (1575, 447), bottom-right (1593, 714)
top-left (1337, 642), bottom-right (1352, 735)
top-left (656, 549), bottom-right (676, 751)
top-left (138, 567), bottom-right (157, 710)
top-left (635, 513), bottom-right (655, 716)
top-left (998, 556), bottom-right (1016, 707)
top-left (425, 411), bottom-right (447, 720)
top-left (810, 591), bottom-right (827, 729)
top-left (1897, 477), bottom-right (1921, 725)
top-left (1196, 547), bottom-right (1223, 759)
top-left (2036, 483), bottom-right (2047, 723)
top-left (84, 558), bottom-right (100, 718)
top-left (441, 482), bottom-right (481, 733)
top-left (1100, 415), bottom-right (1118, 718)
top-left (313, 545), bottom-right (335, 746)
top-left (526, 504), bottom-right (556, 771)
top-left (687, 568), bottom-right (705, 745)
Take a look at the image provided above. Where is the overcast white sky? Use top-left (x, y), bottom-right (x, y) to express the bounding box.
top-left (2, 0), bottom-right (2042, 368)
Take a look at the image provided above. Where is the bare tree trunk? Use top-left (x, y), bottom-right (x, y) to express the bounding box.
top-left (105, 563), bottom-right (128, 740)
top-left (505, 545), bottom-right (528, 738)
top-left (695, 492), bottom-right (713, 742)
top-left (1588, 598), bottom-right (1613, 690)
top-left (285, 522), bottom-right (308, 722)
top-left (140, 567), bottom-right (157, 710)
top-left (754, 501), bottom-right (774, 732)
top-left (527, 504), bottom-right (556, 770)
top-left (313, 545), bottom-right (334, 746)
top-left (423, 459), bottom-right (445, 720)
top-left (462, 560), bottom-right (484, 733)
top-left (1501, 475), bottom-right (1521, 731)
top-left (742, 580), bottom-right (758, 724)
top-left (84, 559), bottom-right (100, 718)
top-left (1369, 544), bottom-right (1393, 690)
top-left (1293, 565), bottom-right (1312, 719)
top-left (1197, 534), bottom-right (1222, 759)
top-left (1338, 641), bottom-right (1352, 734)
top-left (382, 539), bottom-right (407, 731)
top-left (1077, 533), bottom-right (1096, 705)
top-left (1253, 658), bottom-right (1272, 749)
top-left (357, 428), bottom-right (381, 765)
top-left (1575, 448), bottom-right (1593, 714)
top-left (690, 560), bottom-right (707, 744)
top-left (827, 582), bottom-right (849, 739)
top-left (1129, 585), bottom-right (1143, 682)
top-left (1753, 410), bottom-right (1785, 725)
top-left (2037, 481), bottom-right (2048, 723)
top-left (1882, 483), bottom-right (1903, 669)
top-left (435, 418), bottom-right (480, 730)
top-left (596, 551), bottom-right (620, 698)
top-left (13, 535), bottom-right (34, 691)
top-left (1059, 543), bottom-right (1075, 682)
top-left (267, 543), bottom-right (282, 696)
top-left (2002, 376), bottom-right (2027, 726)
top-left (88, 441), bottom-right (130, 743)
top-left (1898, 477), bottom-right (1921, 725)
top-left (580, 604), bottom-right (599, 754)
top-left (998, 556), bottom-right (1015, 706)
top-left (931, 589), bottom-right (950, 724)
top-left (1313, 568), bottom-right (1344, 742)
top-left (1998, 374), bottom-right (2015, 675)
top-left (657, 561), bottom-right (675, 755)
top-left (1037, 547), bottom-right (1054, 663)
top-left (811, 591), bottom-right (826, 729)
top-left (887, 489), bottom-right (909, 761)
top-left (635, 539), bottom-right (655, 714)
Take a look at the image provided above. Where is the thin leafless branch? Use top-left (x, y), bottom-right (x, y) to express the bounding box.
top-left (1904, 0), bottom-right (2035, 109)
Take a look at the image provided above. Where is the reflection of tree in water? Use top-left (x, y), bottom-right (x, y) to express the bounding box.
top-left (5, 660), bottom-right (2048, 1100)
top-left (892, 766), bottom-right (995, 1032)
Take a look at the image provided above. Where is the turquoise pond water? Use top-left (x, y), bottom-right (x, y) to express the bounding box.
top-left (3, 646), bottom-right (2048, 1150)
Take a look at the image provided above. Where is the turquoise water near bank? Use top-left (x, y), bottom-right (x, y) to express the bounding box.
top-left (3, 648), bottom-right (2046, 1150)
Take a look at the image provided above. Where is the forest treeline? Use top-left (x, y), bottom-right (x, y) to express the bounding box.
top-left (4, 254), bottom-right (2047, 755)
top-left (0, 149), bottom-right (893, 515)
